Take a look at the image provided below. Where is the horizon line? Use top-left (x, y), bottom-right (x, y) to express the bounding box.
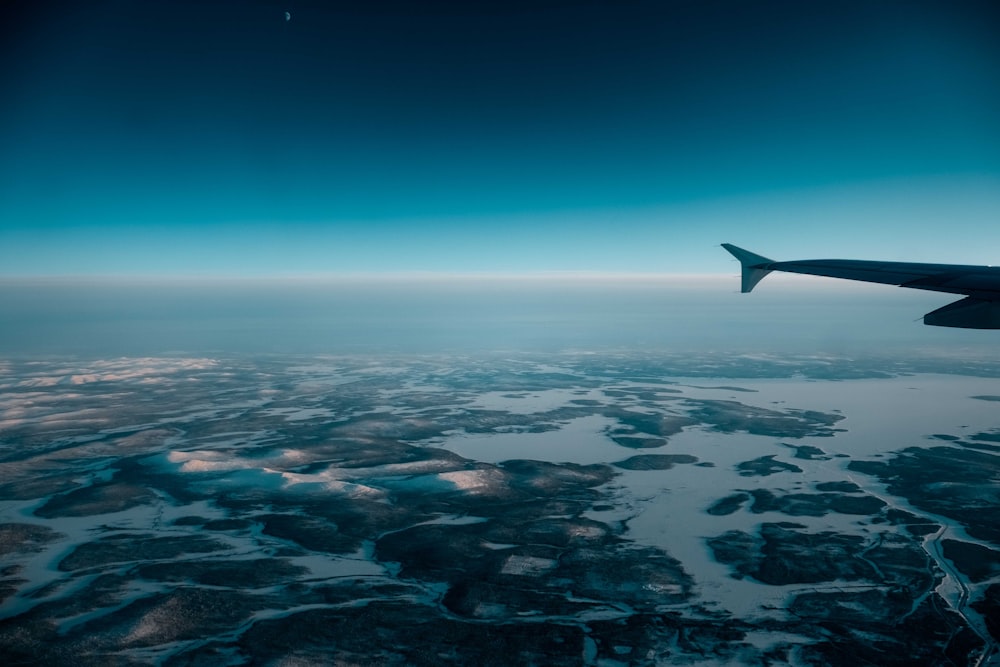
top-left (0, 270), bottom-right (734, 282)
top-left (0, 272), bottom-right (899, 294)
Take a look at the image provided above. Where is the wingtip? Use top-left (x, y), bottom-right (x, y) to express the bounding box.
top-left (721, 244), bottom-right (774, 267)
top-left (721, 244), bottom-right (775, 293)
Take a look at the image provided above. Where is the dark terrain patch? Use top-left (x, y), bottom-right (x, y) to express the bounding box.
top-left (612, 454), bottom-right (698, 470)
top-left (736, 455), bottom-right (802, 476)
top-left (685, 385), bottom-right (758, 392)
top-left (0, 474), bottom-right (84, 501)
top-left (706, 493), bottom-right (751, 516)
top-left (0, 523), bottom-right (63, 555)
top-left (747, 488), bottom-right (885, 516)
top-left (608, 436), bottom-right (668, 449)
top-left (602, 407), bottom-right (695, 447)
top-left (569, 399), bottom-right (601, 406)
top-left (236, 602), bottom-right (589, 666)
top-left (33, 480), bottom-right (156, 518)
top-left (968, 431), bottom-right (1000, 443)
top-left (442, 577), bottom-right (595, 619)
top-left (58, 534), bottom-right (227, 571)
top-left (258, 514), bottom-right (361, 554)
top-left (941, 540), bottom-right (1000, 583)
top-left (171, 515), bottom-right (207, 526)
top-left (782, 443), bottom-right (832, 460)
top-left (557, 545), bottom-right (692, 606)
top-left (708, 522), bottom-right (874, 584)
top-left (790, 589), bottom-right (979, 666)
top-left (73, 587), bottom-right (259, 649)
top-left (203, 518), bottom-right (252, 531)
top-left (885, 508), bottom-right (941, 537)
top-left (500, 459), bottom-right (616, 494)
top-left (375, 516), bottom-right (616, 584)
top-left (138, 558), bottom-right (308, 588)
top-left (684, 400), bottom-right (845, 438)
top-left (972, 584), bottom-right (1000, 642)
top-left (14, 573), bottom-right (131, 623)
top-left (960, 440), bottom-right (1000, 453)
top-left (849, 447), bottom-right (1000, 545)
top-left (814, 481), bottom-right (862, 493)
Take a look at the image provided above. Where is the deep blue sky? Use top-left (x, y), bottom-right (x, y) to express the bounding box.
top-left (2, 0), bottom-right (999, 276)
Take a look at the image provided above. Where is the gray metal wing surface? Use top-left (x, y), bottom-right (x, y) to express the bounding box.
top-left (722, 243), bottom-right (1000, 329)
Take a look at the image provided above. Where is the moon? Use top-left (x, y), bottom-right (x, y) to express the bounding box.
top-left (285, 11), bottom-right (291, 22)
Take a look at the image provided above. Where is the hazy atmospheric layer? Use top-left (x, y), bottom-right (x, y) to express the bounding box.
top-left (2, 276), bottom-right (997, 358)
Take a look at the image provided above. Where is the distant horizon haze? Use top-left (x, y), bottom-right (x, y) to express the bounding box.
top-left (1, 275), bottom-right (996, 358)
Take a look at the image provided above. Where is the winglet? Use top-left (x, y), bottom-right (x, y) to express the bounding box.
top-left (721, 244), bottom-right (775, 293)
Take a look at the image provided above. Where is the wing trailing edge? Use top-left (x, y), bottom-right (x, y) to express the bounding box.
top-left (924, 297), bottom-right (1000, 329)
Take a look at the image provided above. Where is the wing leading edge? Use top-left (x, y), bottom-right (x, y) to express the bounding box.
top-left (721, 243), bottom-right (1000, 329)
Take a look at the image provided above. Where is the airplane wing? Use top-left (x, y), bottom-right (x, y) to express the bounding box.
top-left (721, 243), bottom-right (1000, 329)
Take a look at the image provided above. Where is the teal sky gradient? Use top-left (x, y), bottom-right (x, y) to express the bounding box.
top-left (2, 0), bottom-right (999, 276)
